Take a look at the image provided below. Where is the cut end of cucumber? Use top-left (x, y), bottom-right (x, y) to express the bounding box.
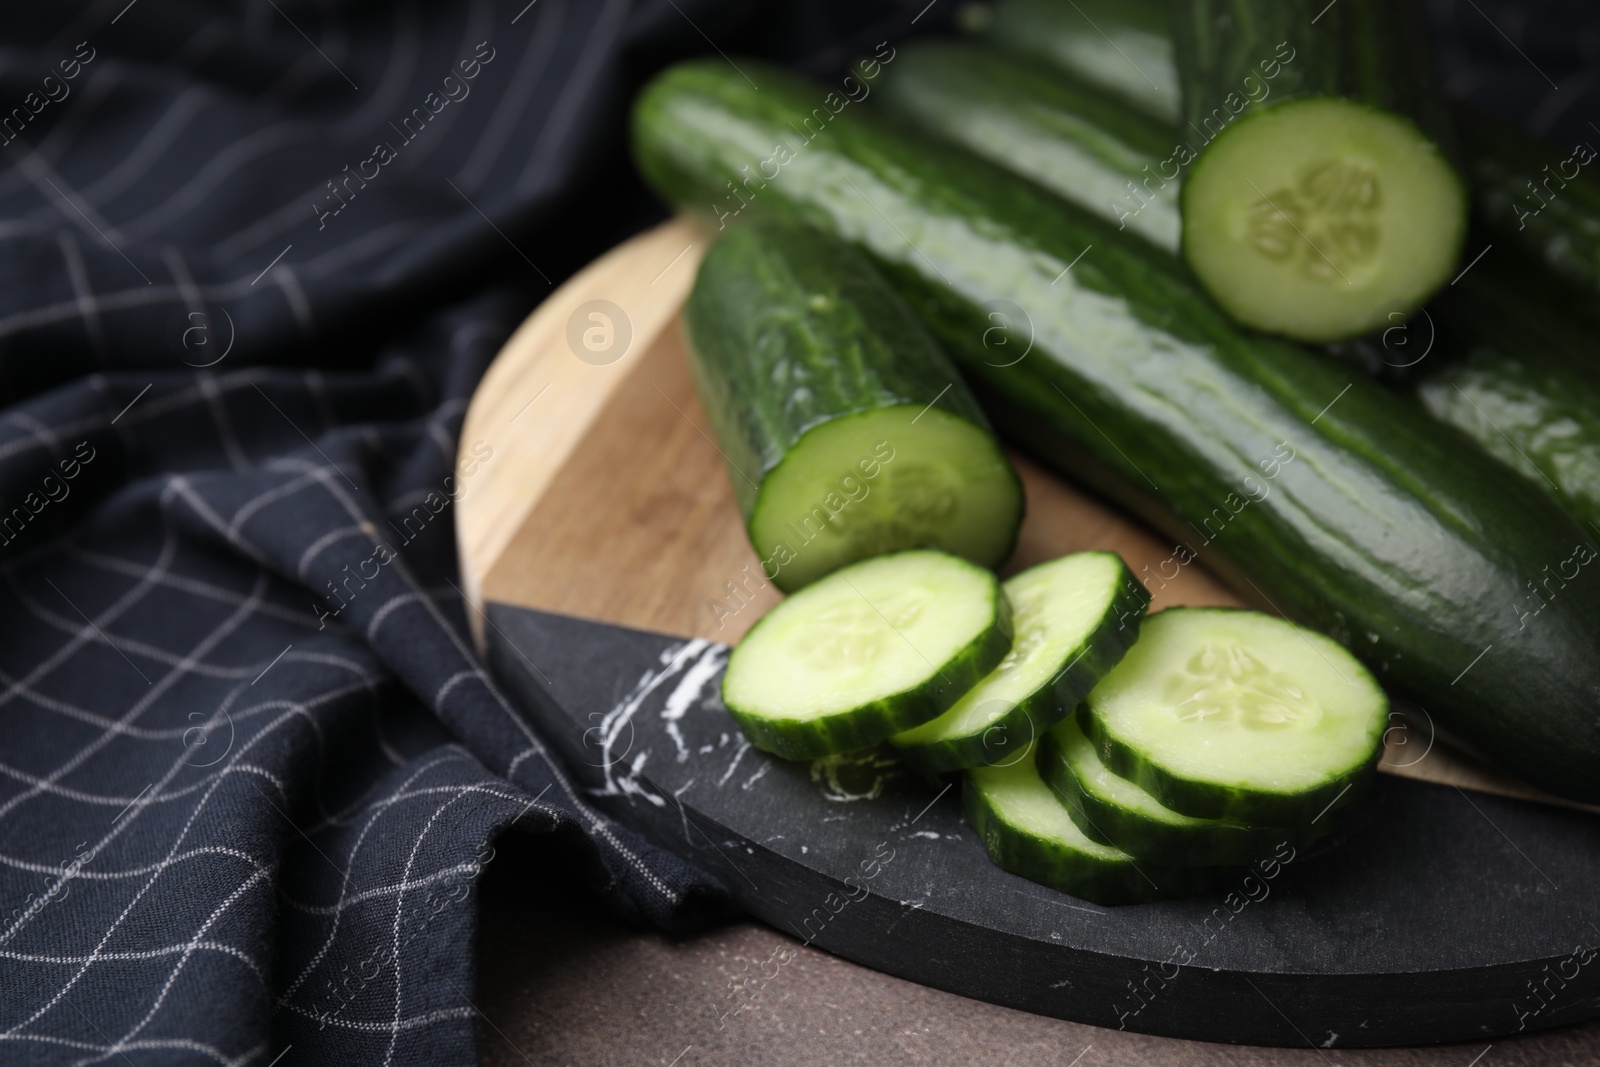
top-left (1181, 98), bottom-right (1466, 342)
top-left (1086, 608), bottom-right (1386, 823)
top-left (748, 404), bottom-right (1022, 593)
top-left (722, 550), bottom-right (1010, 759)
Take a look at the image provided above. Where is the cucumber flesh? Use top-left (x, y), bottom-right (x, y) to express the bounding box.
top-left (749, 404), bottom-right (1020, 593)
top-left (1083, 608), bottom-right (1386, 825)
top-left (964, 743), bottom-right (1212, 906)
top-left (891, 551), bottom-right (1148, 773)
top-left (1182, 99), bottom-right (1466, 342)
top-left (1042, 714), bottom-right (1318, 868)
top-left (721, 550), bottom-right (1012, 760)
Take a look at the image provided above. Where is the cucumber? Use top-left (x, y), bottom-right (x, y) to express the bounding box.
top-left (879, 42), bottom-right (1182, 252)
top-left (1172, 0), bottom-right (1466, 342)
top-left (684, 221), bottom-right (1022, 593)
top-left (631, 59), bottom-right (1600, 804)
top-left (986, 0), bottom-right (1181, 126)
top-left (963, 742), bottom-right (1212, 905)
top-left (1081, 608), bottom-right (1385, 825)
top-left (1415, 276), bottom-right (1600, 534)
top-left (721, 550), bottom-right (1011, 759)
top-left (1454, 105), bottom-right (1600, 321)
top-left (891, 551), bottom-right (1149, 774)
top-left (1041, 709), bottom-right (1321, 868)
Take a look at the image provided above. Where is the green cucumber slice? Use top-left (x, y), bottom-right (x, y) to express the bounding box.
top-left (963, 743), bottom-right (1212, 906)
top-left (1083, 608), bottom-right (1386, 825)
top-left (1041, 714), bottom-right (1316, 868)
top-left (722, 550), bottom-right (1012, 759)
top-left (1181, 99), bottom-right (1466, 342)
top-left (890, 551), bottom-right (1148, 773)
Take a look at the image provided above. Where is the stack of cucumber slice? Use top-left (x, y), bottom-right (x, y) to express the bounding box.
top-left (965, 609), bottom-right (1386, 903)
top-left (721, 545), bottom-right (1387, 903)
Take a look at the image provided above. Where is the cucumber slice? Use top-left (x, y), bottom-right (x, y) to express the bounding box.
top-left (1042, 714), bottom-right (1316, 868)
top-left (1181, 100), bottom-right (1466, 342)
top-left (1083, 608), bottom-right (1386, 825)
top-left (963, 743), bottom-right (1212, 906)
top-left (722, 550), bottom-right (1012, 760)
top-left (890, 551), bottom-right (1148, 773)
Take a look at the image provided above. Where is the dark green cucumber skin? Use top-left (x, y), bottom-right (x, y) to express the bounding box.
top-left (684, 219), bottom-right (999, 520)
top-left (1417, 277), bottom-right (1600, 535)
top-left (961, 766), bottom-right (1214, 906)
top-left (723, 570), bottom-right (1013, 761)
top-left (632, 60), bottom-right (1600, 802)
top-left (986, 0), bottom-right (1180, 125)
top-left (1040, 720), bottom-right (1330, 867)
top-left (893, 556), bottom-right (1151, 775)
top-left (1455, 105), bottom-right (1600, 322)
top-left (1173, 0), bottom-right (1457, 159)
top-left (879, 42), bottom-right (1181, 253)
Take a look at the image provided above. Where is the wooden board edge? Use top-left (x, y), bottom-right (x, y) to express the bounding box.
top-left (456, 217), bottom-right (709, 648)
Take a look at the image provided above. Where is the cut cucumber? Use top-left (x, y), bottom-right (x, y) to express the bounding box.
top-left (963, 743), bottom-right (1212, 906)
top-left (721, 550), bottom-right (1012, 760)
top-left (1041, 714), bottom-right (1316, 868)
top-left (685, 221), bottom-right (1022, 593)
top-left (1082, 608), bottom-right (1386, 825)
top-left (1174, 0), bottom-right (1466, 342)
top-left (891, 551), bottom-right (1148, 774)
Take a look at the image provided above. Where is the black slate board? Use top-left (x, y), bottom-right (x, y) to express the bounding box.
top-left (485, 602), bottom-right (1600, 1048)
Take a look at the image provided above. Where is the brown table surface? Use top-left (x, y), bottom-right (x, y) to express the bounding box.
top-left (474, 850), bottom-right (1600, 1067)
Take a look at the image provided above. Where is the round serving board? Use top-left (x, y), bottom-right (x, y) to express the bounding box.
top-left (455, 218), bottom-right (1600, 1047)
